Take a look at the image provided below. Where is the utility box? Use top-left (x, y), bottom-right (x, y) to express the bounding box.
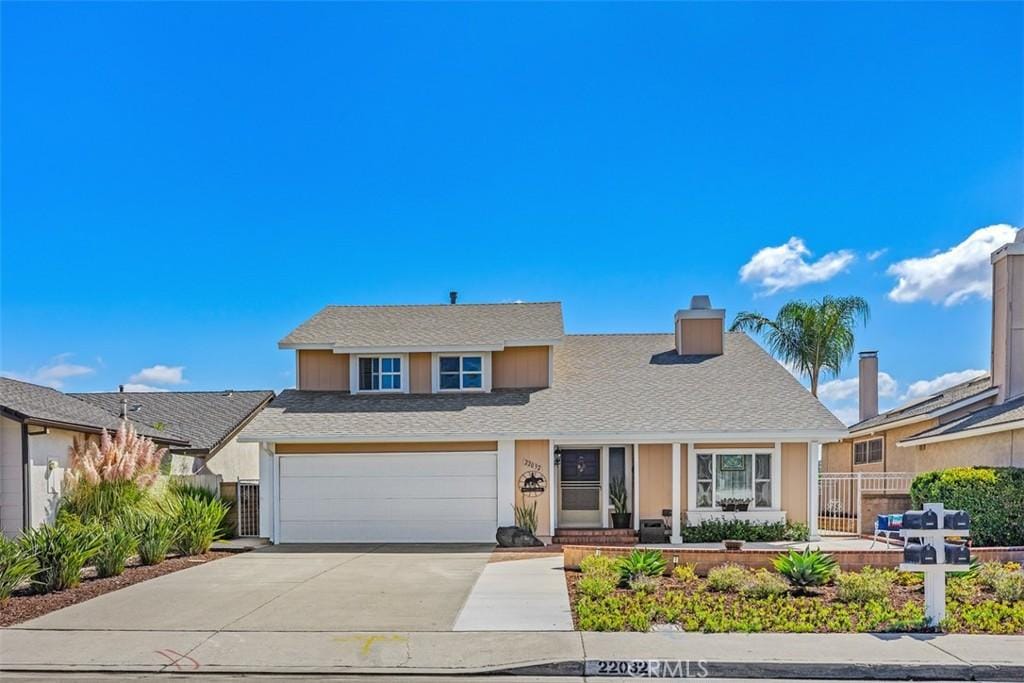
top-left (943, 510), bottom-right (971, 530)
top-left (639, 519), bottom-right (667, 544)
top-left (944, 542), bottom-right (971, 565)
top-left (904, 543), bottom-right (937, 565)
top-left (903, 509), bottom-right (939, 530)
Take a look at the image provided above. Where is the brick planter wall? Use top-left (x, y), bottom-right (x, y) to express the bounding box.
top-left (562, 544), bottom-right (1024, 575)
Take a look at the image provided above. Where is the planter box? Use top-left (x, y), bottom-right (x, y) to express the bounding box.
top-left (684, 510), bottom-right (787, 526)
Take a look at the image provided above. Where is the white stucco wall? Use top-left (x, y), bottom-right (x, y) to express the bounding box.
top-left (26, 427), bottom-right (75, 529)
top-left (1, 417), bottom-right (23, 538)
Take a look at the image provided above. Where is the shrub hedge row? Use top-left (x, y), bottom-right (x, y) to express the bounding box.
top-left (910, 467), bottom-right (1024, 547)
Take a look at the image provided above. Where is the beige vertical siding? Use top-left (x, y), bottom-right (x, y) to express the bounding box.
top-left (492, 346), bottom-right (550, 388)
top-left (780, 442), bottom-right (809, 523)
top-left (676, 318), bottom-right (723, 355)
top-left (409, 352), bottom-right (431, 393)
top-left (515, 440), bottom-right (551, 536)
top-left (297, 350), bottom-right (349, 391)
top-left (637, 444), bottom-right (672, 519)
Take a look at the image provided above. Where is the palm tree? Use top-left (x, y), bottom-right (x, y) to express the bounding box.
top-left (730, 296), bottom-right (870, 397)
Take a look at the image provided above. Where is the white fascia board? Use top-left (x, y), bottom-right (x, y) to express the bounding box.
top-left (278, 342), bottom-right (336, 350)
top-left (333, 344), bottom-right (505, 354)
top-left (896, 418), bottom-right (1024, 447)
top-left (848, 388), bottom-right (998, 438)
top-left (504, 338), bottom-right (564, 347)
top-left (238, 429), bottom-right (849, 444)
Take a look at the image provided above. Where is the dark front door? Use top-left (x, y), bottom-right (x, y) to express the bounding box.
top-left (559, 448), bottom-right (601, 527)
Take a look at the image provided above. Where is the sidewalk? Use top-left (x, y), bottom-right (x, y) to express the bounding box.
top-left (1, 629), bottom-right (1021, 679)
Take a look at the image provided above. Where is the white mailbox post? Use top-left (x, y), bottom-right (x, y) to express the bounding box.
top-left (898, 503), bottom-right (971, 626)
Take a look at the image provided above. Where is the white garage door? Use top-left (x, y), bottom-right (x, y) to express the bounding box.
top-left (277, 452), bottom-right (498, 543)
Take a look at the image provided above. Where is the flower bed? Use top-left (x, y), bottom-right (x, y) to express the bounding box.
top-left (566, 550), bottom-right (1024, 634)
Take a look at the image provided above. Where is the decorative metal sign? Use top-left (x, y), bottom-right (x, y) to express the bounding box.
top-left (519, 471), bottom-right (546, 496)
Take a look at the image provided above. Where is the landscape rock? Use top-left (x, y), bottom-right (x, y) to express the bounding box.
top-left (496, 526), bottom-right (544, 547)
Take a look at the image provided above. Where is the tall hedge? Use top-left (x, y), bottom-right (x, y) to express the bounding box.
top-left (909, 467), bottom-right (1024, 547)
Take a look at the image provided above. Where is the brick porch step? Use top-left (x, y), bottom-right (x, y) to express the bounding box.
top-left (553, 528), bottom-right (639, 546)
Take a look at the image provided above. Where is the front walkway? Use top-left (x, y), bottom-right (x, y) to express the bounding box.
top-left (454, 555), bottom-right (573, 631)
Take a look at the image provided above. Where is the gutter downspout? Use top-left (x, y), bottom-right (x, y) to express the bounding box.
top-left (21, 422), bottom-right (31, 532)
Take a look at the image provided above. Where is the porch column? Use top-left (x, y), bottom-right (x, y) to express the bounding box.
top-left (808, 441), bottom-right (821, 541)
top-left (670, 442), bottom-right (682, 544)
top-left (548, 440), bottom-right (557, 537)
top-left (258, 442), bottom-right (274, 541)
top-left (632, 443), bottom-right (640, 531)
top-left (496, 440), bottom-right (515, 527)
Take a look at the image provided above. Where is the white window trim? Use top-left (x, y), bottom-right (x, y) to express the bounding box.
top-left (431, 352), bottom-right (492, 393)
top-left (349, 353), bottom-right (410, 394)
top-left (853, 436), bottom-right (884, 466)
top-left (689, 446), bottom-right (780, 512)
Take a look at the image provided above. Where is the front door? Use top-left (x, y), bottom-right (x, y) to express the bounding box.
top-left (558, 448), bottom-right (602, 527)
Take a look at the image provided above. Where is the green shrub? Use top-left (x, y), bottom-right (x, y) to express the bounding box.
top-left (61, 480), bottom-right (149, 523)
top-left (94, 524), bottom-right (136, 578)
top-left (678, 519), bottom-right (809, 543)
top-left (167, 479), bottom-right (217, 503)
top-left (576, 595), bottom-right (627, 631)
top-left (173, 495), bottom-right (229, 555)
top-left (993, 572), bottom-right (1024, 603)
top-left (578, 574), bottom-right (617, 599)
top-left (976, 561), bottom-right (1021, 590)
top-left (579, 553), bottom-right (617, 579)
top-left (773, 548), bottom-right (837, 593)
top-left (707, 563), bottom-right (747, 592)
top-left (20, 522), bottom-right (103, 592)
top-left (0, 537), bottom-right (38, 602)
top-left (615, 549), bottom-right (667, 584)
top-left (740, 569), bottom-right (789, 598)
top-left (129, 512), bottom-right (176, 566)
top-left (835, 567), bottom-right (892, 604)
top-left (628, 574), bottom-right (659, 594)
top-left (672, 563), bottom-right (698, 583)
top-left (910, 467), bottom-right (1024, 546)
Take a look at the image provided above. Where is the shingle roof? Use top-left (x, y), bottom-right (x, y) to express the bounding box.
top-left (279, 302), bottom-right (564, 348)
top-left (849, 373), bottom-right (993, 433)
top-left (0, 377), bottom-right (185, 443)
top-left (242, 332), bottom-right (845, 441)
top-left (901, 395), bottom-right (1024, 443)
top-left (73, 390), bottom-right (274, 454)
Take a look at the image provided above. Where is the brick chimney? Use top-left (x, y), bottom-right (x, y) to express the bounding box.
top-left (858, 351), bottom-right (879, 422)
top-left (991, 229), bottom-right (1024, 403)
top-left (675, 295), bottom-right (725, 356)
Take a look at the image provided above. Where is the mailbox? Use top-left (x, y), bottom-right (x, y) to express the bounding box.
top-left (904, 543), bottom-right (937, 564)
top-left (944, 542), bottom-right (971, 565)
top-left (902, 509), bottom-right (938, 530)
top-left (943, 510), bottom-right (971, 530)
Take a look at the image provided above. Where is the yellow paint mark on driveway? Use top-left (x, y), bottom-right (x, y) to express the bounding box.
top-left (333, 633), bottom-right (409, 656)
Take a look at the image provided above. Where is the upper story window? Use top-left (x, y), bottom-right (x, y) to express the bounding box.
top-left (439, 355), bottom-right (483, 390)
top-left (853, 437), bottom-right (883, 465)
top-left (358, 356), bottom-right (402, 391)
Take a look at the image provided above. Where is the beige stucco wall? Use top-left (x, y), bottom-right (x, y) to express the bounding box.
top-left (296, 350), bottom-right (349, 390)
top-left (492, 346), bottom-right (550, 389)
top-left (201, 436), bottom-right (260, 481)
top-left (515, 439), bottom-right (551, 537)
top-left (276, 441), bottom-right (499, 454)
top-left (900, 428), bottom-right (1024, 470)
top-left (780, 442), bottom-right (809, 523)
top-left (409, 352), bottom-right (431, 393)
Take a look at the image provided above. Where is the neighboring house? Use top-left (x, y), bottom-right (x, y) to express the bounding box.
top-left (0, 378), bottom-right (273, 537)
top-left (0, 377), bottom-right (187, 537)
top-left (240, 296), bottom-right (846, 544)
top-left (73, 389), bottom-right (275, 481)
top-left (823, 230), bottom-right (1024, 474)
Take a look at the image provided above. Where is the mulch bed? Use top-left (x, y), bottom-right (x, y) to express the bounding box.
top-left (0, 551), bottom-right (232, 627)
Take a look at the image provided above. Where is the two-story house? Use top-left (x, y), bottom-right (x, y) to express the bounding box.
top-left (242, 294), bottom-right (845, 544)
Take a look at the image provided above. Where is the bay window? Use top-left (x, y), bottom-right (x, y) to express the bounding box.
top-left (694, 450), bottom-right (775, 509)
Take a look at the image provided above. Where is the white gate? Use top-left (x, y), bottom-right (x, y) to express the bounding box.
top-left (818, 472), bottom-right (915, 535)
top-left (237, 480), bottom-right (260, 537)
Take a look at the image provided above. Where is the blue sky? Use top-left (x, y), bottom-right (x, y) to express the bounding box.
top-left (2, 2), bottom-right (1021, 424)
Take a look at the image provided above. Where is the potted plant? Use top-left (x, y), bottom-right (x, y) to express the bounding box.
top-left (736, 498), bottom-right (752, 512)
top-left (609, 477), bottom-right (631, 529)
top-left (718, 498), bottom-right (737, 512)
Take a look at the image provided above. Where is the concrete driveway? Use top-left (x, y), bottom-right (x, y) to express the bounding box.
top-left (18, 544), bottom-right (493, 632)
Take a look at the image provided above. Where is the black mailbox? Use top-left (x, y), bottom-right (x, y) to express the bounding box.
top-left (639, 519), bottom-right (667, 545)
top-left (944, 542), bottom-right (971, 565)
top-left (944, 510), bottom-right (971, 530)
top-left (904, 543), bottom-right (937, 564)
top-left (903, 509), bottom-right (939, 530)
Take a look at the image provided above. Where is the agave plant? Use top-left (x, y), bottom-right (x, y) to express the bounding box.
top-left (615, 549), bottom-right (667, 585)
top-left (773, 547), bottom-right (837, 593)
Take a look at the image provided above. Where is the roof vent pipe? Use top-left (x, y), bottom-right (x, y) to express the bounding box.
top-left (119, 397), bottom-right (128, 419)
top-left (449, 291), bottom-right (458, 305)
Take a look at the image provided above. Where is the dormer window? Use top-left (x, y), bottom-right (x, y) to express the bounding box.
top-left (439, 355), bottom-right (483, 390)
top-left (354, 355), bottom-right (405, 392)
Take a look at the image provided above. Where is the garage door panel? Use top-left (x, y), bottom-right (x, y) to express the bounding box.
top-left (277, 452), bottom-right (498, 543)
top-left (280, 454), bottom-right (496, 478)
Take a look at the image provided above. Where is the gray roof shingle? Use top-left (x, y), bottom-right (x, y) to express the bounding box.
top-left (73, 390), bottom-right (274, 454)
top-left (242, 332), bottom-right (845, 441)
top-left (0, 377), bottom-right (186, 443)
top-left (901, 395), bottom-right (1024, 443)
top-left (849, 373), bottom-right (993, 433)
top-left (279, 302), bottom-right (564, 348)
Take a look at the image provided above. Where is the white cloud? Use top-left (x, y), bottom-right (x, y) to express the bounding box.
top-left (866, 248), bottom-right (888, 261)
top-left (120, 383), bottom-right (170, 393)
top-left (828, 405), bottom-right (862, 427)
top-left (739, 237), bottom-right (855, 294)
top-left (1, 353), bottom-right (95, 389)
top-left (901, 369), bottom-right (987, 401)
top-left (887, 224), bottom-right (1019, 306)
top-left (818, 372), bottom-right (898, 402)
top-left (130, 364), bottom-right (186, 385)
